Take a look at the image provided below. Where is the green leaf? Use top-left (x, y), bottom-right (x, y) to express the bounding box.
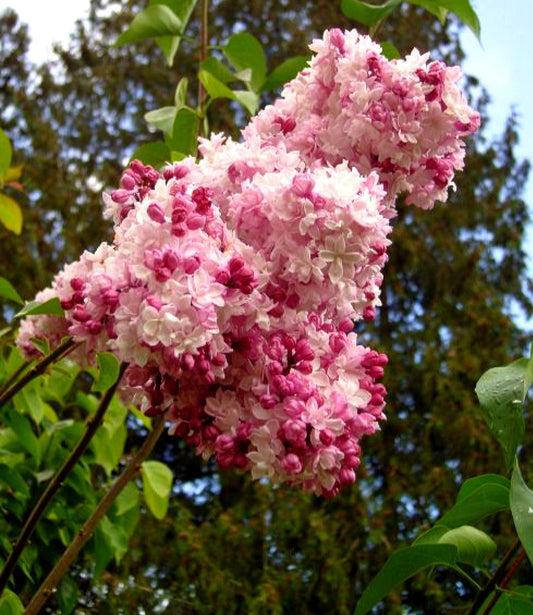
top-left (405, 0), bottom-right (447, 22)
top-left (475, 358), bottom-right (528, 470)
top-left (14, 380), bottom-right (44, 424)
top-left (414, 524), bottom-right (496, 567)
top-left (92, 422), bottom-right (127, 476)
top-left (407, 0), bottom-right (480, 38)
top-left (151, 0), bottom-right (198, 65)
top-left (440, 474), bottom-right (510, 528)
top-left (524, 346), bottom-right (533, 400)
top-left (223, 32), bottom-right (267, 91)
top-left (354, 544), bottom-right (459, 615)
top-left (114, 481), bottom-right (140, 516)
top-left (511, 462), bottom-right (533, 567)
top-left (4, 165), bottom-right (22, 183)
top-left (114, 5), bottom-right (183, 47)
top-left (341, 0), bottom-right (401, 27)
top-left (6, 411), bottom-right (39, 462)
top-left (15, 297), bottom-right (64, 318)
top-left (0, 128), bottom-right (13, 178)
top-left (0, 463), bottom-right (30, 497)
top-left (380, 41), bottom-right (401, 60)
top-left (57, 575), bottom-right (79, 615)
top-left (144, 106), bottom-right (177, 134)
top-left (141, 460), bottom-right (173, 520)
top-left (167, 108), bottom-right (199, 157)
top-left (0, 588), bottom-right (24, 615)
top-left (0, 193), bottom-right (22, 234)
top-left (233, 91), bottom-right (259, 115)
top-left (131, 142), bottom-right (170, 168)
top-left (438, 526), bottom-right (496, 567)
top-left (201, 57), bottom-right (238, 84)
top-left (261, 56), bottom-right (309, 92)
top-left (0, 277), bottom-right (23, 305)
top-left (91, 352), bottom-right (121, 394)
top-left (174, 76), bottom-right (189, 106)
top-left (491, 586), bottom-right (533, 614)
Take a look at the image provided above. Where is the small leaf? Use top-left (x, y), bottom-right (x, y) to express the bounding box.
top-left (407, 0), bottom-right (480, 38)
top-left (0, 128), bottom-right (13, 178)
top-left (114, 481), bottom-right (140, 516)
top-left (151, 0), bottom-right (198, 65)
top-left (57, 575), bottom-right (78, 615)
top-left (114, 5), bottom-right (183, 47)
top-left (167, 108), bottom-right (199, 157)
top-left (0, 589), bottom-right (24, 615)
top-left (6, 411), bottom-right (39, 461)
top-left (0, 193), bottom-right (22, 234)
top-left (144, 106), bottom-right (177, 134)
top-left (15, 297), bottom-right (64, 318)
top-left (174, 76), bottom-right (189, 106)
top-left (261, 56), bottom-right (309, 92)
top-left (354, 544), bottom-right (459, 615)
top-left (475, 358), bottom-right (528, 470)
top-left (199, 70), bottom-right (236, 101)
top-left (4, 165), bottom-right (23, 182)
top-left (511, 462), bottom-right (533, 567)
top-left (232, 91), bottom-right (259, 115)
top-left (223, 32), bottom-right (267, 91)
top-left (341, 0), bottom-right (401, 27)
top-left (131, 142), bottom-right (171, 168)
top-left (438, 526), bottom-right (496, 567)
top-left (439, 474), bottom-right (510, 527)
top-left (0, 276), bottom-right (23, 305)
top-left (490, 587), bottom-right (533, 614)
top-left (524, 346), bottom-right (533, 400)
top-left (380, 41), bottom-right (401, 59)
top-left (141, 460), bottom-right (173, 519)
top-left (201, 57), bottom-right (237, 84)
top-left (91, 352), bottom-right (121, 394)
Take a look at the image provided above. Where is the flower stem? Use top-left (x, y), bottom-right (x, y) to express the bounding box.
top-left (480, 547), bottom-right (527, 615)
top-left (24, 416), bottom-right (166, 614)
top-left (0, 361), bottom-right (127, 596)
top-left (0, 338), bottom-right (79, 409)
top-left (197, 0), bottom-right (209, 133)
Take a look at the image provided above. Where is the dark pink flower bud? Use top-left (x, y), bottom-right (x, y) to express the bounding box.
top-left (72, 306), bottom-right (91, 322)
top-left (292, 173), bottom-right (314, 198)
top-left (186, 213), bottom-right (205, 230)
top-left (147, 203), bottom-right (166, 223)
top-left (282, 453), bottom-right (303, 474)
top-left (320, 429), bottom-right (335, 446)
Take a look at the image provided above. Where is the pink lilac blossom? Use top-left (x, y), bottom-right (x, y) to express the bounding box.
top-left (16, 29), bottom-right (479, 496)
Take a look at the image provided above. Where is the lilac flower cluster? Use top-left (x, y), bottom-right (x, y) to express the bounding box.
top-left (17, 30), bottom-right (478, 496)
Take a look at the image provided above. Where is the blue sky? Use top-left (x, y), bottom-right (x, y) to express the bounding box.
top-left (1, 0), bottom-right (532, 272)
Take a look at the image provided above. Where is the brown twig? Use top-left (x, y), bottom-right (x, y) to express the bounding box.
top-left (0, 338), bottom-right (79, 409)
top-left (467, 538), bottom-right (521, 615)
top-left (0, 361), bottom-right (127, 596)
top-left (197, 0), bottom-right (209, 131)
top-left (480, 547), bottom-right (528, 615)
top-left (24, 416), bottom-right (167, 614)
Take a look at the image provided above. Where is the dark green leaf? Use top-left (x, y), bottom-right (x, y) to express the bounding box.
top-left (141, 460), bottom-right (173, 519)
top-left (201, 57), bottom-right (238, 84)
top-left (57, 575), bottom-right (79, 615)
top-left (405, 0), bottom-right (447, 22)
top-left (223, 32), bottom-right (267, 91)
top-left (440, 474), bottom-right (510, 527)
top-left (341, 0), bottom-right (401, 27)
top-left (407, 0), bottom-right (480, 38)
top-left (168, 108), bottom-right (199, 157)
top-left (0, 128), bottom-right (12, 178)
top-left (0, 277), bottom-right (23, 305)
top-left (14, 380), bottom-right (44, 424)
top-left (0, 463), bottom-right (30, 497)
top-left (199, 71), bottom-right (258, 115)
top-left (524, 347), bottom-right (533, 400)
top-left (91, 351), bottom-right (121, 394)
top-left (15, 297), bottom-right (64, 318)
top-left (491, 586), bottom-right (533, 614)
top-left (475, 359), bottom-right (528, 470)
top-left (131, 142), bottom-right (171, 168)
top-left (261, 56), bottom-right (309, 92)
top-left (5, 411), bottom-right (39, 461)
top-left (511, 462), bottom-right (533, 567)
top-left (114, 5), bottom-right (183, 47)
top-left (380, 41), bottom-right (401, 59)
top-left (0, 193), bottom-right (22, 235)
top-left (354, 544), bottom-right (459, 615)
top-left (0, 589), bottom-right (24, 615)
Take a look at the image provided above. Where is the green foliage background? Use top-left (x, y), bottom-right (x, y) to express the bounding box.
top-left (0, 1), bottom-right (531, 613)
